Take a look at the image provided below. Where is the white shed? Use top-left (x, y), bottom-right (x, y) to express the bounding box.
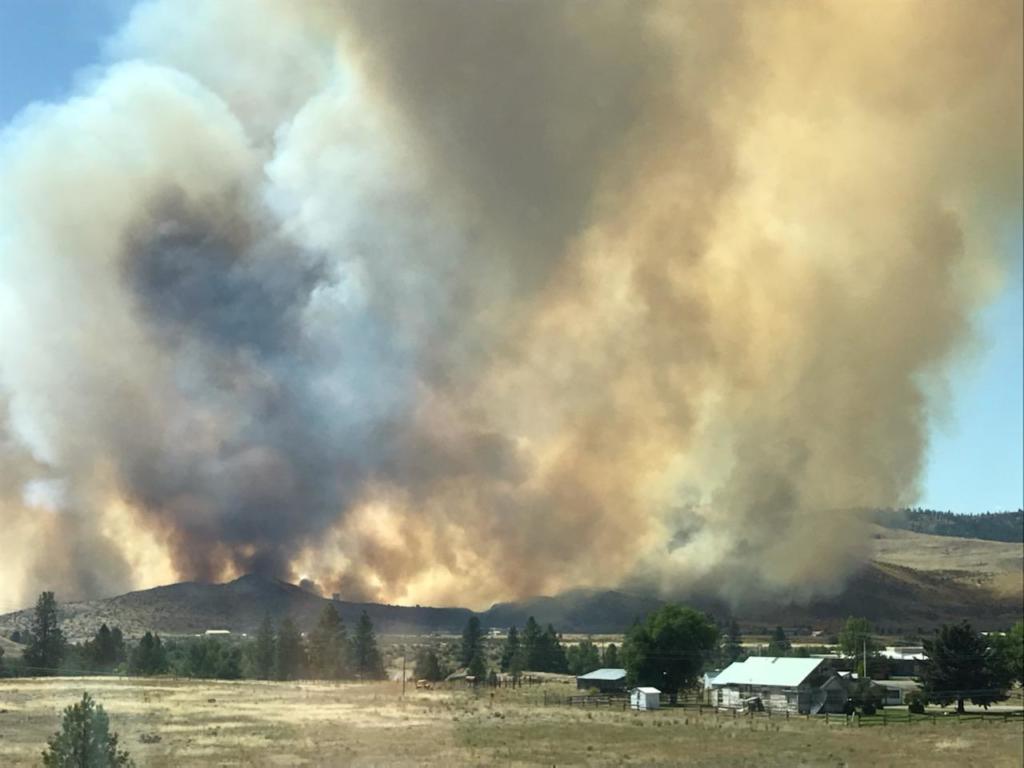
top-left (630, 687), bottom-right (661, 710)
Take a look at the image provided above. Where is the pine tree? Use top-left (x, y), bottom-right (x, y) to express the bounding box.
top-left (521, 617), bottom-right (544, 672)
top-left (720, 620), bottom-right (743, 665)
top-left (308, 604), bottom-right (349, 679)
top-left (129, 633), bottom-right (168, 675)
top-left (25, 592), bottom-right (65, 674)
top-left (566, 639), bottom-right (601, 675)
top-left (414, 648), bottom-right (445, 681)
top-left (275, 617), bottom-right (306, 681)
top-left (767, 626), bottom-right (791, 657)
top-left (352, 611), bottom-right (385, 680)
top-left (921, 621), bottom-right (1010, 712)
top-left (499, 626), bottom-right (520, 673)
top-left (252, 614), bottom-right (276, 680)
top-left (41, 693), bottom-right (133, 767)
top-left (602, 643), bottom-right (620, 668)
top-left (467, 651), bottom-right (487, 681)
top-left (543, 625), bottom-right (568, 673)
top-left (460, 616), bottom-right (484, 668)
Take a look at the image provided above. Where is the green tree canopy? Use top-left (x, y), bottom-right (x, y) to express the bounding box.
top-left (128, 633), bottom-right (167, 676)
top-left (308, 604), bottom-right (350, 679)
top-left (622, 605), bottom-right (719, 704)
top-left (25, 591), bottom-right (65, 674)
top-left (251, 614), bottom-right (276, 680)
top-left (566, 639), bottom-right (601, 676)
top-left (499, 626), bottom-right (521, 673)
top-left (991, 621), bottom-right (1024, 685)
top-left (767, 626), bottom-right (791, 657)
top-left (602, 643), bottom-right (620, 669)
top-left (921, 621), bottom-right (1010, 712)
top-left (42, 692), bottom-right (133, 767)
top-left (720, 620), bottom-right (743, 665)
top-left (413, 648), bottom-right (446, 681)
top-left (352, 611), bottom-right (385, 680)
top-left (460, 616), bottom-right (484, 668)
top-left (839, 617), bottom-right (878, 660)
top-left (275, 617), bottom-right (306, 681)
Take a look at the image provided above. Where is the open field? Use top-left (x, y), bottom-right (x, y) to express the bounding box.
top-left (1, 677), bottom-right (1022, 767)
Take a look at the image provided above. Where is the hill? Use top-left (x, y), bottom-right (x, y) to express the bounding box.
top-left (1, 526), bottom-right (1020, 641)
top-left (872, 508), bottom-right (1023, 543)
top-left (0, 574), bottom-right (472, 643)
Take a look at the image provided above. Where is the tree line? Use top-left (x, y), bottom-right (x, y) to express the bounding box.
top-left (4, 592), bottom-right (387, 682)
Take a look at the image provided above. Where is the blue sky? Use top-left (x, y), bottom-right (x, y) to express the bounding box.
top-left (1, 1), bottom-right (1021, 514)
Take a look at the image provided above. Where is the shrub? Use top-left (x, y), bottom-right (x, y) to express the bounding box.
top-left (41, 692), bottom-right (133, 767)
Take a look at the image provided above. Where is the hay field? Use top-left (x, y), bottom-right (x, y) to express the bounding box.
top-left (1, 677), bottom-right (1022, 767)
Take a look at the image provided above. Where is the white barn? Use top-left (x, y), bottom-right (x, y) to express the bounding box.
top-left (630, 687), bottom-right (661, 710)
top-left (710, 657), bottom-right (848, 714)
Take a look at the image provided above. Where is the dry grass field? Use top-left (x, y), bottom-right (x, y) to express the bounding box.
top-left (1, 677), bottom-right (1021, 767)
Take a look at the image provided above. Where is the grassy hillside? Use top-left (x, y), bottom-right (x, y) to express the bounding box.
top-left (873, 508), bottom-right (1023, 543)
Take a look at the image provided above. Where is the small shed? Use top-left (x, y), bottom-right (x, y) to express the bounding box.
top-left (577, 667), bottom-right (627, 692)
top-left (630, 687), bottom-right (661, 710)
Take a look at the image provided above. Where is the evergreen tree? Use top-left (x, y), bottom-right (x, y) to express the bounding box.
top-left (566, 639), bottom-right (601, 675)
top-left (460, 616), bottom-right (484, 668)
top-left (602, 643), bottom-right (620, 668)
top-left (991, 621), bottom-right (1024, 685)
top-left (499, 626), bottom-right (520, 673)
top-left (921, 621), bottom-right (1010, 712)
top-left (767, 626), bottom-right (791, 657)
top-left (275, 617), bottom-right (306, 680)
top-left (543, 625), bottom-right (568, 673)
top-left (308, 604), bottom-right (350, 679)
top-left (85, 624), bottom-right (122, 670)
top-left (252, 614), bottom-right (276, 680)
top-left (720, 620), bottom-right (743, 665)
top-left (128, 633), bottom-right (168, 675)
top-left (25, 591), bottom-right (65, 674)
top-left (521, 617), bottom-right (545, 671)
top-left (467, 651), bottom-right (487, 681)
top-left (41, 693), bottom-right (133, 767)
top-left (622, 605), bottom-right (719, 705)
top-left (110, 628), bottom-right (126, 665)
top-left (352, 611), bottom-right (385, 680)
top-left (413, 648), bottom-right (445, 681)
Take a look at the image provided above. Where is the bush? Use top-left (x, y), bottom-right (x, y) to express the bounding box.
top-left (905, 691), bottom-right (926, 714)
top-left (41, 692), bottom-right (133, 767)
top-left (861, 701), bottom-right (877, 716)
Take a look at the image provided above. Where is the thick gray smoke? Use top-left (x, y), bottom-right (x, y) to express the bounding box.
top-left (0, 0), bottom-right (1020, 609)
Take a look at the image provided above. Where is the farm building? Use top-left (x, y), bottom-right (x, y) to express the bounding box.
top-left (710, 657), bottom-right (849, 714)
top-left (630, 687), bottom-right (661, 710)
top-left (576, 668), bottom-right (627, 692)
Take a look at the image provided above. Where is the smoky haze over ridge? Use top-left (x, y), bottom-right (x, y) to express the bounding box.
top-left (0, 0), bottom-right (1020, 610)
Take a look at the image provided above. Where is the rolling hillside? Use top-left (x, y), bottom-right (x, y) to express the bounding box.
top-left (1, 524), bottom-right (1020, 642)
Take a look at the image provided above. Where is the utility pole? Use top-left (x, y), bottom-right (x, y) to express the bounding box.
top-left (863, 639), bottom-right (868, 681)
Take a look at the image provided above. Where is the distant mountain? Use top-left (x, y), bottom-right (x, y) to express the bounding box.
top-left (1, 524), bottom-right (1020, 643)
top-left (0, 574), bottom-right (472, 643)
top-left (872, 508), bottom-right (1023, 543)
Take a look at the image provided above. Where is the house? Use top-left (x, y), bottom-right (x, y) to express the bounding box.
top-left (879, 646), bottom-right (928, 677)
top-left (630, 687), bottom-right (660, 710)
top-left (576, 667), bottom-right (627, 692)
top-left (710, 657), bottom-right (849, 714)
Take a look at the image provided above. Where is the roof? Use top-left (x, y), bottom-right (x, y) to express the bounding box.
top-left (632, 687), bottom-right (661, 694)
top-left (577, 668), bottom-right (627, 680)
top-left (711, 657), bottom-right (824, 688)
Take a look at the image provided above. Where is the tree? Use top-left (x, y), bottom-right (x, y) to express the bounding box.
top-left (991, 621), bottom-right (1024, 685)
top-left (85, 625), bottom-right (125, 671)
top-left (352, 611), bottom-right (385, 680)
top-left (566, 639), bottom-right (601, 676)
top-left (128, 633), bottom-right (167, 675)
top-left (921, 621), bottom-right (1010, 712)
top-left (467, 651), bottom-right (487, 681)
top-left (839, 617), bottom-right (877, 669)
top-left (622, 605), bottom-right (719, 705)
top-left (602, 643), bottom-right (620, 668)
top-left (767, 626), bottom-right (791, 657)
top-left (252, 614), bottom-right (276, 680)
top-left (460, 616), bottom-right (484, 668)
top-left (41, 692), bottom-right (133, 767)
top-left (25, 592), bottom-right (65, 674)
top-left (720, 620), bottom-right (743, 665)
top-left (499, 626), bottom-right (520, 673)
top-left (275, 617), bottom-right (306, 680)
top-left (521, 617), bottom-right (545, 671)
top-left (308, 604), bottom-right (350, 679)
top-left (414, 648), bottom-right (445, 681)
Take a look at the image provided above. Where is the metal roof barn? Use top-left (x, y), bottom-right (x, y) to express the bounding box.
top-left (576, 667), bottom-right (627, 692)
top-left (712, 657), bottom-right (824, 687)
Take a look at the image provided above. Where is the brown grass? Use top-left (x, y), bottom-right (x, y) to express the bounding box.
top-left (0, 677), bottom-right (1021, 767)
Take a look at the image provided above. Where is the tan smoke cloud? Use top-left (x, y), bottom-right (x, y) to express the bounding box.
top-left (0, 0), bottom-right (1019, 610)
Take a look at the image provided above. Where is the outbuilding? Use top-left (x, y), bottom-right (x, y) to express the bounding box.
top-left (630, 687), bottom-right (661, 710)
top-left (711, 657), bottom-right (848, 714)
top-left (576, 667), bottom-right (627, 692)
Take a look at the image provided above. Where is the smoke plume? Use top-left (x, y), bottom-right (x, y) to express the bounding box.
top-left (0, 0), bottom-right (1020, 609)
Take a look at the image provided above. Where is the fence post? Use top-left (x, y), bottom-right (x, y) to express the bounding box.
top-left (826, 712), bottom-right (829, 725)
top-left (882, 712), bottom-right (886, 727)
